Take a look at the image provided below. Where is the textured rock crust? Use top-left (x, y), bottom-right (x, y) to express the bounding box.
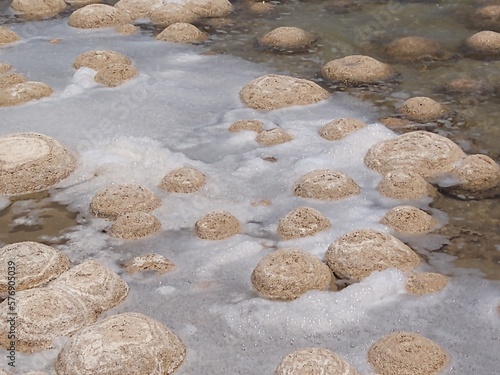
top-left (68, 4), bottom-right (131, 29)
top-left (156, 22), bottom-right (208, 44)
top-left (0, 63), bottom-right (12, 74)
top-left (251, 249), bottom-right (332, 300)
top-left (0, 133), bottom-right (76, 195)
top-left (321, 55), bottom-right (396, 84)
top-left (406, 272), bottom-right (449, 295)
top-left (278, 206), bottom-right (330, 240)
top-left (73, 50), bottom-right (132, 71)
top-left (397, 97), bottom-right (445, 122)
top-left (275, 348), bottom-right (360, 375)
top-left (447, 154), bottom-right (500, 192)
top-left (115, 23), bottom-right (139, 34)
top-left (114, 0), bottom-right (162, 20)
top-left (0, 27), bottom-right (20, 45)
top-left (377, 170), bottom-right (437, 200)
top-left (159, 167), bottom-right (206, 193)
top-left (11, 0), bottom-right (67, 18)
top-left (472, 5), bottom-right (500, 32)
top-left (240, 74), bottom-right (329, 110)
top-left (443, 78), bottom-right (486, 95)
top-left (0, 81), bottom-right (53, 106)
top-left (258, 26), bottom-right (315, 50)
top-left (124, 253), bottom-right (175, 274)
top-left (228, 119), bottom-right (264, 133)
top-left (150, 3), bottom-right (199, 27)
top-left (0, 73), bottom-right (27, 89)
top-left (255, 128), bottom-right (293, 146)
top-left (385, 36), bottom-right (451, 62)
top-left (319, 118), bottom-right (366, 140)
top-left (195, 210), bottom-right (241, 240)
top-left (381, 205), bottom-right (436, 234)
top-left (94, 63), bottom-right (138, 87)
top-left (464, 31), bottom-right (500, 56)
top-left (186, 0), bottom-right (232, 18)
top-left (325, 229), bottom-right (420, 280)
top-left (55, 312), bottom-right (186, 375)
top-left (109, 212), bottom-right (161, 239)
top-left (294, 170), bottom-right (360, 200)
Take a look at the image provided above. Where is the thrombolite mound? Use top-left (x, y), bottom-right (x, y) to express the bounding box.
top-left (0, 81), bottom-right (53, 106)
top-left (0, 242), bottom-right (71, 293)
top-left (0, 73), bottom-right (26, 89)
top-left (186, 0), bottom-right (232, 18)
top-left (443, 77), bottom-right (487, 95)
top-left (385, 36), bottom-right (451, 63)
top-left (278, 206), bottom-right (330, 240)
top-left (406, 272), bottom-right (449, 295)
top-left (0, 133), bottom-right (76, 195)
top-left (258, 26), bottom-right (315, 51)
top-left (89, 184), bottom-right (161, 220)
top-left (321, 55), bottom-right (396, 84)
top-left (0, 27), bottom-right (20, 46)
top-left (109, 212), bottom-right (161, 239)
top-left (364, 131), bottom-right (466, 178)
top-left (239, 74), bottom-right (329, 110)
top-left (150, 3), bottom-right (199, 27)
top-left (115, 23), bottom-right (139, 34)
top-left (73, 50), bottom-right (132, 71)
top-left (10, 0), bottom-right (67, 19)
top-left (195, 210), bottom-right (241, 240)
top-left (377, 170), bottom-right (437, 200)
top-left (275, 348), bottom-right (360, 375)
top-left (114, 0), bottom-right (162, 20)
top-left (49, 260), bottom-right (129, 314)
top-left (464, 30), bottom-right (500, 57)
top-left (445, 154), bottom-right (500, 194)
top-left (255, 128), bottom-right (293, 146)
top-left (325, 229), bottom-right (420, 280)
top-left (293, 170), bottom-right (360, 200)
top-left (156, 22), bottom-right (208, 44)
top-left (0, 288), bottom-right (98, 353)
top-left (397, 97), bottom-right (446, 123)
top-left (68, 4), bottom-right (131, 29)
top-left (381, 205), bottom-right (436, 234)
top-left (368, 332), bottom-right (449, 375)
top-left (228, 119), bottom-right (264, 133)
top-left (55, 312), bottom-right (186, 375)
top-left (159, 167), bottom-right (206, 193)
top-left (471, 5), bottom-right (500, 32)
top-left (251, 249), bottom-right (333, 300)
top-left (123, 253), bottom-right (175, 275)
top-left (94, 63), bottom-right (138, 87)
top-left (319, 118), bottom-right (366, 140)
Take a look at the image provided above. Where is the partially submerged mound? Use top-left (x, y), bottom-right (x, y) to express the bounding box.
top-left (406, 272), bottom-right (449, 295)
top-left (0, 63), bottom-right (12, 74)
top-left (114, 0), bottom-right (162, 20)
top-left (471, 6), bottom-right (500, 33)
top-left (251, 249), bottom-right (332, 300)
top-left (0, 27), bottom-right (20, 45)
top-left (68, 4), bottom-right (131, 29)
top-left (385, 36), bottom-right (451, 63)
top-left (73, 50), bottom-right (132, 71)
top-left (0, 133), bottom-right (76, 195)
top-left (0, 242), bottom-right (71, 293)
top-left (321, 55), bottom-right (395, 84)
top-left (255, 128), bottom-right (293, 146)
top-left (278, 206), bottom-right (330, 240)
top-left (445, 154), bottom-right (500, 194)
top-left (240, 74), bottom-right (329, 110)
top-left (228, 119), bottom-right (264, 133)
top-left (364, 131), bottom-right (466, 178)
top-left (0, 73), bottom-right (26, 89)
top-left (381, 205), bottom-right (436, 234)
top-left (150, 3), bottom-right (199, 27)
top-left (55, 312), bottom-right (186, 375)
top-left (94, 63), bottom-right (138, 87)
top-left (397, 97), bottom-right (446, 123)
top-left (186, 0), bottom-right (232, 18)
top-left (109, 212), bottom-right (161, 239)
top-left (159, 167), bottom-right (206, 193)
top-left (464, 31), bottom-right (500, 57)
top-left (325, 229), bottom-right (420, 280)
top-left (294, 170), bottom-right (360, 200)
top-left (368, 332), bottom-right (449, 375)
top-left (195, 210), bottom-right (241, 240)
top-left (443, 77), bottom-right (486, 95)
top-left (11, 0), bottom-right (67, 19)
top-left (275, 348), bottom-right (360, 375)
top-left (0, 81), bottom-right (53, 106)
top-left (319, 118), bottom-right (366, 140)
top-left (377, 170), bottom-right (436, 200)
top-left (156, 22), bottom-right (208, 44)
top-left (123, 253), bottom-right (175, 275)
top-left (258, 26), bottom-right (315, 51)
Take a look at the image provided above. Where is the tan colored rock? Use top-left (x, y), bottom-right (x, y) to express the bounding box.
top-left (381, 205), bottom-right (436, 234)
top-left (114, 0), bottom-right (162, 20)
top-left (294, 170), bottom-right (360, 200)
top-left (248, 1), bottom-right (275, 15)
top-left (109, 212), bottom-right (161, 239)
top-left (319, 118), bottom-right (366, 140)
top-left (0, 81), bottom-right (53, 107)
top-left (397, 97), bottom-right (445, 123)
top-left (89, 184), bottom-right (161, 220)
top-left (385, 36), bottom-right (451, 63)
top-left (378, 170), bottom-right (437, 200)
top-left (186, 0), bottom-right (232, 18)
top-left (448, 154), bottom-right (500, 192)
top-left (0, 288), bottom-right (98, 353)
top-left (123, 253), bottom-right (175, 274)
top-left (325, 229), bottom-right (420, 280)
top-left (0, 242), bottom-right (71, 293)
top-left (364, 131), bottom-right (466, 178)
top-left (195, 210), bottom-right (241, 240)
top-left (73, 50), bottom-right (132, 71)
top-left (0, 27), bottom-right (20, 45)
top-left (150, 3), bottom-right (199, 27)
top-left (321, 55), bottom-right (395, 84)
top-left (255, 128), bottom-right (293, 146)
top-left (258, 26), bottom-right (315, 51)
top-left (55, 312), bottom-right (186, 375)
top-left (406, 272), bottom-right (449, 295)
top-left (275, 348), bottom-right (360, 375)
top-left (0, 63), bottom-right (12, 74)
top-left (464, 31), bottom-right (500, 56)
top-left (240, 74), bottom-right (329, 110)
top-left (115, 23), bottom-right (139, 34)
top-left (443, 78), bottom-right (486, 95)
top-left (156, 22), bottom-right (208, 44)
top-left (159, 167), bottom-right (206, 193)
top-left (64, 0), bottom-right (101, 5)
top-left (472, 5), bottom-right (500, 32)
top-left (228, 119), bottom-right (264, 133)
top-left (0, 133), bottom-right (76, 195)
top-left (251, 249), bottom-right (332, 300)
top-left (68, 4), bottom-right (131, 29)
top-left (368, 332), bottom-right (449, 375)
top-left (94, 63), bottom-right (138, 87)
top-left (11, 0), bottom-right (66, 18)
top-left (278, 206), bottom-right (330, 240)
top-left (50, 260), bottom-right (129, 314)
top-left (0, 73), bottom-right (26, 89)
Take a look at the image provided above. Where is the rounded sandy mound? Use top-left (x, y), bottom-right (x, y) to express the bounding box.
top-left (397, 97), bottom-right (445, 123)
top-left (115, 23), bottom-right (139, 34)
top-left (109, 212), bottom-right (161, 239)
top-left (195, 210), bottom-right (241, 240)
top-left (228, 119), bottom-right (264, 133)
top-left (11, 0), bottom-right (67, 19)
top-left (0, 288), bottom-right (98, 353)
top-left (159, 167), bottom-right (206, 193)
top-left (381, 205), bottom-right (436, 234)
top-left (447, 154), bottom-right (500, 193)
top-left (464, 31), bottom-right (500, 57)
top-left (251, 249), bottom-right (332, 300)
top-left (0, 63), bottom-right (12, 74)
top-left (378, 170), bottom-right (436, 200)
top-left (278, 206), bottom-right (330, 240)
top-left (321, 55), bottom-right (395, 84)
top-left (275, 348), bottom-right (360, 375)
top-left (406, 272), bottom-right (449, 295)
top-left (150, 3), bottom-right (199, 27)
top-left (123, 253), bottom-right (175, 274)
top-left (94, 63), bottom-right (138, 87)
top-left (319, 118), bottom-right (366, 140)
top-left (385, 36), bottom-right (451, 63)
top-left (325, 229), bottom-right (420, 280)
top-left (443, 77), bottom-right (486, 95)
top-left (114, 0), bottom-right (162, 20)
top-left (50, 260), bottom-right (129, 314)
top-left (255, 128), bottom-right (293, 146)
top-left (0, 242), bottom-right (71, 293)
top-left (294, 170), bottom-right (360, 200)
top-left (68, 4), bottom-right (131, 29)
top-left (364, 131), bottom-right (466, 178)
top-left (89, 184), bottom-right (161, 220)
top-left (0, 133), bottom-right (76, 195)
top-left (368, 332), bottom-right (449, 375)
top-left (258, 26), bottom-right (315, 51)
top-left (0, 81), bottom-right (53, 106)
top-left (73, 50), bottom-right (132, 71)
top-left (156, 22), bottom-right (208, 44)
top-left (186, 0), bottom-right (232, 18)
top-left (0, 73), bottom-right (26, 89)
top-left (472, 5), bottom-right (500, 32)
top-left (240, 74), bottom-right (329, 110)
top-left (0, 27), bottom-right (20, 45)
top-left (55, 312), bottom-right (186, 375)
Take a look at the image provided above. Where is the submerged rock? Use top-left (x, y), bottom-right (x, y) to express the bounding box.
top-left (278, 206), bottom-right (330, 240)
top-left (464, 31), bottom-right (500, 57)
top-left (73, 50), bottom-right (132, 71)
top-left (255, 128), bottom-right (293, 146)
top-left (195, 210), bottom-right (241, 240)
top-left (156, 22), bottom-right (208, 44)
top-left (123, 253), bottom-right (175, 274)
top-left (397, 97), bottom-right (446, 122)
top-left (385, 36), bottom-right (451, 63)
top-left (293, 170), bottom-right (360, 200)
top-left (150, 3), bottom-right (199, 27)
top-left (0, 63), bottom-right (12, 74)
top-left (319, 118), bottom-right (366, 140)
top-left (228, 119), bottom-right (264, 133)
top-left (258, 26), bottom-right (315, 51)
top-left (471, 5), bottom-right (500, 32)
top-left (321, 55), bottom-right (395, 84)
top-left (275, 348), bottom-right (360, 375)
top-left (94, 63), bottom-right (138, 87)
